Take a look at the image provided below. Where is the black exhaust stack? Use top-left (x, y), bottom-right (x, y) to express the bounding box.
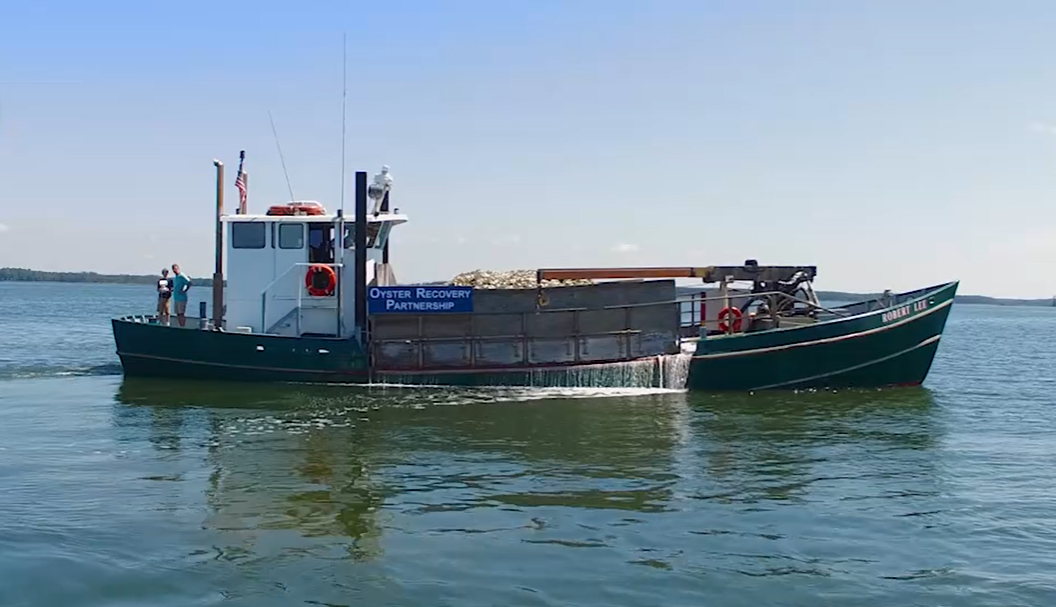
top-left (381, 189), bottom-right (390, 264)
top-left (354, 171), bottom-right (368, 344)
top-left (212, 159), bottom-right (225, 330)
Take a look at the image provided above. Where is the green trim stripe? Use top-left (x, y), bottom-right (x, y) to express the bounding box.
top-left (694, 298), bottom-right (952, 360)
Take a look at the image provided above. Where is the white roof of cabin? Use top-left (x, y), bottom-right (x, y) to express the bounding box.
top-left (221, 211), bottom-right (408, 225)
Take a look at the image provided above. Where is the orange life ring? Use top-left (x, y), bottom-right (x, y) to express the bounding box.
top-left (267, 202), bottom-right (326, 216)
top-left (305, 264), bottom-right (337, 297)
top-left (717, 306), bottom-right (743, 333)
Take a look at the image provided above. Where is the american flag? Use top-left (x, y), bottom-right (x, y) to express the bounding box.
top-left (234, 150), bottom-right (247, 209)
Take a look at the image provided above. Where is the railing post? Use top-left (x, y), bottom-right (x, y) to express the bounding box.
top-left (417, 316), bottom-right (424, 370)
top-left (521, 312), bottom-right (528, 367)
top-left (469, 314), bottom-right (477, 369)
top-left (572, 309), bottom-right (580, 362)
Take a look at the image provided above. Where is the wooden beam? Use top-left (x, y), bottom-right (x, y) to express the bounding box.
top-left (537, 267), bottom-right (708, 281)
top-left (536, 265), bottom-right (817, 284)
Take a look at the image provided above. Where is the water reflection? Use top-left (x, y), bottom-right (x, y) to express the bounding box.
top-left (686, 388), bottom-right (941, 506)
top-left (114, 379), bottom-right (693, 562)
top-left (146, 404), bottom-right (185, 454)
top-left (113, 377), bottom-right (949, 589)
top-left (116, 379), bottom-right (394, 562)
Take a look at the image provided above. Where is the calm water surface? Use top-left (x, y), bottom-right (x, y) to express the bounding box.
top-left (1, 282), bottom-right (1055, 606)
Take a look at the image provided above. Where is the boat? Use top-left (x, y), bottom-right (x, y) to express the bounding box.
top-left (111, 158), bottom-right (957, 391)
top-left (534, 265), bottom-right (958, 391)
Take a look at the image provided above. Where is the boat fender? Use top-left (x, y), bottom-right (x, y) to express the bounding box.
top-left (717, 306), bottom-right (743, 333)
top-left (305, 264), bottom-right (337, 297)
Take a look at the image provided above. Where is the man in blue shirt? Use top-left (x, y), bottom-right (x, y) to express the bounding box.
top-left (171, 263), bottom-right (192, 327)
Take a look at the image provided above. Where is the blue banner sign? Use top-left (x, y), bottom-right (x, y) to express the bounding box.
top-left (367, 286), bottom-right (474, 314)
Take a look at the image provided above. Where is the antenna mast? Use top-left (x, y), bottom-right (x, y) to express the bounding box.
top-left (340, 32), bottom-right (348, 215)
top-left (267, 110), bottom-right (296, 202)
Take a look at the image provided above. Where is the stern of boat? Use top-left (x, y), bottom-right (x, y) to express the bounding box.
top-left (111, 314), bottom-right (370, 383)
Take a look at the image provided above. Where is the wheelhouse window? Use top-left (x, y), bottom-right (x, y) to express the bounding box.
top-left (341, 223), bottom-right (384, 249)
top-left (308, 223), bottom-right (334, 263)
top-left (278, 223), bottom-right (304, 249)
top-left (375, 223), bottom-right (393, 248)
top-left (231, 222), bottom-right (266, 249)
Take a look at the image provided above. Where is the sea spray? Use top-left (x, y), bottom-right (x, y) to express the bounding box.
top-left (656, 352), bottom-right (692, 390)
top-left (376, 352), bottom-right (693, 390)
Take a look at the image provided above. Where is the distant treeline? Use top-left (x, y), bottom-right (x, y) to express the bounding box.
top-left (674, 286), bottom-right (1053, 308)
top-left (2, 268), bottom-right (1053, 307)
top-left (0, 268), bottom-right (217, 287)
top-left (815, 291), bottom-right (1047, 308)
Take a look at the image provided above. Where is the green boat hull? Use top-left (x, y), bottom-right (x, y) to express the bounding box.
top-left (111, 316), bottom-right (371, 383)
top-left (111, 316), bottom-right (676, 388)
top-left (112, 281), bottom-right (956, 391)
top-left (686, 281), bottom-right (958, 391)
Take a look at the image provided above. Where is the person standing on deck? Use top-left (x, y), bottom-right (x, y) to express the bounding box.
top-left (156, 268), bottom-right (173, 325)
top-left (171, 263), bottom-right (192, 327)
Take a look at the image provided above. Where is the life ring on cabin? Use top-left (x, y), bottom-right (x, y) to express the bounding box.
top-left (717, 306), bottom-right (743, 333)
top-left (267, 202), bottom-right (326, 216)
top-left (305, 264), bottom-right (337, 297)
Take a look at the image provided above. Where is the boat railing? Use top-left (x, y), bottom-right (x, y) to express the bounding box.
top-left (607, 289), bottom-right (847, 316)
top-left (364, 288), bottom-right (845, 327)
top-left (260, 262), bottom-right (344, 334)
top-left (366, 287), bottom-right (852, 370)
top-left (674, 290), bottom-right (848, 337)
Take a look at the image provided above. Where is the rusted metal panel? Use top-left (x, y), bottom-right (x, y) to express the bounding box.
top-left (421, 314), bottom-right (472, 338)
top-left (472, 313), bottom-right (524, 337)
top-left (525, 311), bottom-right (576, 337)
top-left (528, 338), bottom-right (576, 364)
top-left (374, 341), bottom-right (418, 369)
top-left (370, 316), bottom-right (420, 340)
top-left (474, 338), bottom-right (525, 366)
top-left (422, 340), bottom-right (472, 368)
top-left (577, 334), bottom-right (627, 362)
top-left (472, 280), bottom-right (677, 314)
top-left (472, 289), bottom-right (539, 314)
top-left (639, 331), bottom-right (679, 356)
top-left (577, 308), bottom-right (630, 334)
top-left (629, 305), bottom-right (679, 335)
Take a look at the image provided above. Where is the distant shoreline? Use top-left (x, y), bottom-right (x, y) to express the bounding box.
top-left (2, 268), bottom-right (1052, 307)
top-left (0, 268), bottom-right (218, 288)
top-left (672, 286), bottom-right (1053, 308)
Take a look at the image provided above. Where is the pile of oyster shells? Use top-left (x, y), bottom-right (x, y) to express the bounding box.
top-left (448, 269), bottom-right (594, 289)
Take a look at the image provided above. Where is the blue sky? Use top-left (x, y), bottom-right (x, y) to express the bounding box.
top-left (2, 0), bottom-right (1055, 297)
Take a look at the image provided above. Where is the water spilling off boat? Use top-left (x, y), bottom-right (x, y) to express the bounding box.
top-left (373, 352), bottom-right (694, 390)
top-left (111, 155), bottom-right (958, 392)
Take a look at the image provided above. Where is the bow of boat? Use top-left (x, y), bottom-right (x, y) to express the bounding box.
top-left (686, 281), bottom-right (959, 391)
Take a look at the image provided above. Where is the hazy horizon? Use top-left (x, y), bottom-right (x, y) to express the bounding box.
top-left (3, 1), bottom-right (1056, 298)
top-left (4, 267), bottom-right (1045, 303)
